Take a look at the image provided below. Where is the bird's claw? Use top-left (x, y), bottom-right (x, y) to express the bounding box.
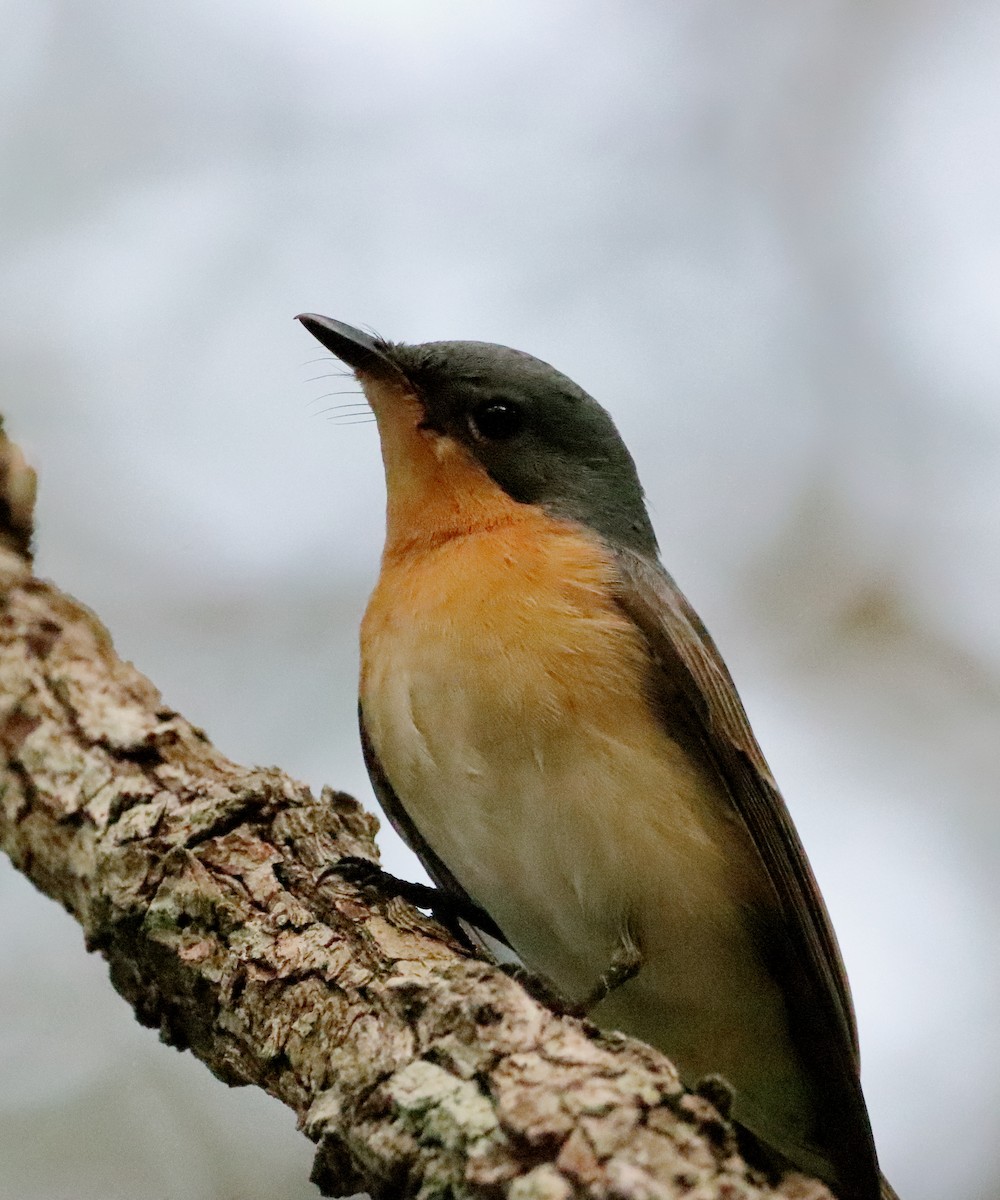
top-left (328, 854), bottom-right (384, 887)
top-left (693, 1073), bottom-right (735, 1120)
top-left (578, 937), bottom-right (643, 1013)
top-left (499, 962), bottom-right (581, 1015)
top-left (322, 856), bottom-right (506, 944)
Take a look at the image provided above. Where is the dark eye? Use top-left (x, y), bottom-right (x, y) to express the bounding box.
top-left (469, 400), bottom-right (523, 441)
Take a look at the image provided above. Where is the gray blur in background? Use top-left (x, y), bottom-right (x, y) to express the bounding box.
top-left (1, 3), bottom-right (998, 1199)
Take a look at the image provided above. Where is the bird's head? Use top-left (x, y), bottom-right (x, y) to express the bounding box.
top-left (297, 313), bottom-right (657, 558)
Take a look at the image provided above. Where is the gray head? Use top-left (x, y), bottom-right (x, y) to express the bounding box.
top-left (297, 314), bottom-right (659, 558)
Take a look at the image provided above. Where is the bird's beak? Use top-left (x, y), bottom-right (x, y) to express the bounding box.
top-left (295, 313), bottom-right (406, 384)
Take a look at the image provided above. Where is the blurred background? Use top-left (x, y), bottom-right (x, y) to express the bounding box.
top-left (1, 2), bottom-right (998, 1198)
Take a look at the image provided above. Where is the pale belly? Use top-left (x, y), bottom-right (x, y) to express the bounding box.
top-left (364, 622), bottom-right (741, 999)
top-left (360, 529), bottom-right (821, 1166)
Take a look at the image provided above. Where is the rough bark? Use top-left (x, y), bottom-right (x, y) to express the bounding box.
top-left (0, 419), bottom-right (830, 1200)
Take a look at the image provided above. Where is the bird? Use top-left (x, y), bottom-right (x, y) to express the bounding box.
top-left (296, 312), bottom-right (896, 1200)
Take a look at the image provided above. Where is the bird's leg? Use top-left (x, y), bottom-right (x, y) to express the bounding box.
top-left (506, 933), bottom-right (644, 1020)
top-left (693, 1074), bottom-right (735, 1120)
top-left (498, 962), bottom-right (578, 1012)
top-left (326, 855), bottom-right (507, 942)
top-left (328, 860), bottom-right (641, 1017)
top-left (577, 932), bottom-right (643, 1013)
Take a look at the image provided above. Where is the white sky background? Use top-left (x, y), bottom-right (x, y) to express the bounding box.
top-left (1, 2), bottom-right (998, 1198)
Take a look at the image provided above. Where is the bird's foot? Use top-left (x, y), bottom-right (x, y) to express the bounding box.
top-left (499, 962), bottom-right (581, 1016)
top-left (693, 1073), bottom-right (735, 1120)
top-left (578, 937), bottom-right (643, 1012)
top-left (501, 937), bottom-right (643, 1020)
top-left (326, 856), bottom-right (503, 942)
top-left (329, 855), bottom-right (440, 909)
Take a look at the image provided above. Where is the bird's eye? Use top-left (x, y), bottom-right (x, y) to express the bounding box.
top-left (469, 400), bottom-right (523, 441)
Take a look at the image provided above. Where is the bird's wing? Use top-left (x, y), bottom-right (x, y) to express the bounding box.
top-left (610, 545), bottom-right (880, 1192)
top-left (358, 703), bottom-right (510, 945)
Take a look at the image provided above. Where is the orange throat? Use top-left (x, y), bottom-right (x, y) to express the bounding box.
top-left (362, 374), bottom-right (525, 558)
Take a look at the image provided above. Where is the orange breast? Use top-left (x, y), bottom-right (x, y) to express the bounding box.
top-left (361, 505), bottom-right (652, 734)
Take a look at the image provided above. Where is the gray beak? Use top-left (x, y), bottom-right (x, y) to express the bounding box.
top-left (295, 313), bottom-right (404, 382)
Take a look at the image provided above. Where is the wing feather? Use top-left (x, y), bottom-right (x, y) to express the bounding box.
top-left (610, 546), bottom-right (880, 1197)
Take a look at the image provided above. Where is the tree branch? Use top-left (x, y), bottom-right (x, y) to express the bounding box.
top-left (0, 418), bottom-right (829, 1200)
